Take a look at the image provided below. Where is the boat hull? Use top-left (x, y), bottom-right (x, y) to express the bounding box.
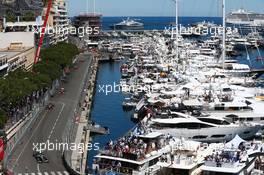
top-left (152, 125), bottom-right (261, 143)
top-left (110, 25), bottom-right (144, 30)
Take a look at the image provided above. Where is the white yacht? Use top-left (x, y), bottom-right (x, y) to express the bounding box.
top-left (156, 139), bottom-right (205, 175)
top-left (147, 112), bottom-right (261, 143)
top-left (226, 9), bottom-right (264, 27)
top-left (201, 135), bottom-right (263, 175)
top-left (110, 18), bottom-right (144, 30)
top-left (93, 128), bottom-right (183, 175)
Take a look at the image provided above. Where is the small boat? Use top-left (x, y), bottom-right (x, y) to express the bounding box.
top-left (122, 98), bottom-right (137, 110)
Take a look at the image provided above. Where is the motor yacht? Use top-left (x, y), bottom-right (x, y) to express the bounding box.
top-left (147, 112), bottom-right (261, 143)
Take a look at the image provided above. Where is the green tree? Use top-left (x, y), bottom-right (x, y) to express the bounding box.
top-left (33, 61), bottom-right (62, 81)
top-left (0, 110), bottom-right (7, 129)
top-left (22, 11), bottom-right (35, 22)
top-left (0, 42), bottom-right (79, 127)
top-left (41, 42), bottom-right (79, 69)
top-left (5, 11), bottom-right (16, 22)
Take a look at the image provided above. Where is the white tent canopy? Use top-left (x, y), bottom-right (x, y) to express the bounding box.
top-left (225, 135), bottom-right (247, 149)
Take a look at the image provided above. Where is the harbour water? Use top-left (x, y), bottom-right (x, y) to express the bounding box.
top-left (88, 61), bottom-right (135, 166)
top-left (102, 17), bottom-right (222, 30)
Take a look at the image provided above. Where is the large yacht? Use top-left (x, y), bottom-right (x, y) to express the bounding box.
top-left (147, 112), bottom-right (261, 143)
top-left (226, 9), bottom-right (264, 27)
top-left (110, 17), bottom-right (144, 30)
top-left (93, 126), bottom-right (183, 175)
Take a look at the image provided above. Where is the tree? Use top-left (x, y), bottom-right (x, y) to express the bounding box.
top-left (0, 42), bottom-right (79, 127)
top-left (21, 11), bottom-right (35, 22)
top-left (0, 110), bottom-right (7, 129)
top-left (33, 61), bottom-right (62, 81)
top-left (41, 42), bottom-right (79, 69)
top-left (5, 11), bottom-right (16, 22)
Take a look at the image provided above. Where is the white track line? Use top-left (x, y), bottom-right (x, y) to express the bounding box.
top-left (11, 111), bottom-right (48, 170)
top-left (47, 103), bottom-right (65, 141)
top-left (63, 171), bottom-right (70, 175)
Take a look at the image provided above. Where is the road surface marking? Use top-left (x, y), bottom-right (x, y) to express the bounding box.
top-left (37, 164), bottom-right (40, 173)
top-left (11, 111), bottom-right (49, 170)
top-left (57, 172), bottom-right (63, 175)
top-left (47, 102), bottom-right (65, 140)
top-left (16, 172), bottom-right (70, 175)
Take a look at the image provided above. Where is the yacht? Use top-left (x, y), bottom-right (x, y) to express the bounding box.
top-left (147, 112), bottom-right (261, 143)
top-left (93, 126), bottom-right (182, 175)
top-left (110, 18), bottom-right (144, 30)
top-left (226, 9), bottom-right (264, 27)
top-left (156, 139), bottom-right (206, 175)
top-left (201, 135), bottom-right (263, 175)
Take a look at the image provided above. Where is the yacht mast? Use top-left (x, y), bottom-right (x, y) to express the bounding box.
top-left (173, 0), bottom-right (179, 61)
top-left (222, 0), bottom-right (226, 69)
top-left (175, 0), bottom-right (178, 31)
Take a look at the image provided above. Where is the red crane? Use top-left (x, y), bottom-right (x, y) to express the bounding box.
top-left (34, 0), bottom-right (53, 64)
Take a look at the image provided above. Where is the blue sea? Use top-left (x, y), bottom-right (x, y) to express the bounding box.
top-left (102, 16), bottom-right (222, 30)
top-left (87, 17), bottom-right (264, 169)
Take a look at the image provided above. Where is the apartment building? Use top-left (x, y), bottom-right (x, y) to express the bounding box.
top-left (45, 0), bottom-right (69, 44)
top-left (74, 13), bottom-right (102, 41)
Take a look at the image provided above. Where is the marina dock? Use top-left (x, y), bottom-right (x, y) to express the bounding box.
top-left (88, 22), bottom-right (264, 175)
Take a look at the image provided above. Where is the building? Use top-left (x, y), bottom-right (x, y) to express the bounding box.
top-left (0, 32), bottom-right (35, 75)
top-left (0, 54), bottom-right (8, 76)
top-left (44, 0), bottom-right (69, 44)
top-left (74, 13), bottom-right (102, 40)
top-left (3, 19), bottom-right (43, 32)
top-left (2, 18), bottom-right (51, 48)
